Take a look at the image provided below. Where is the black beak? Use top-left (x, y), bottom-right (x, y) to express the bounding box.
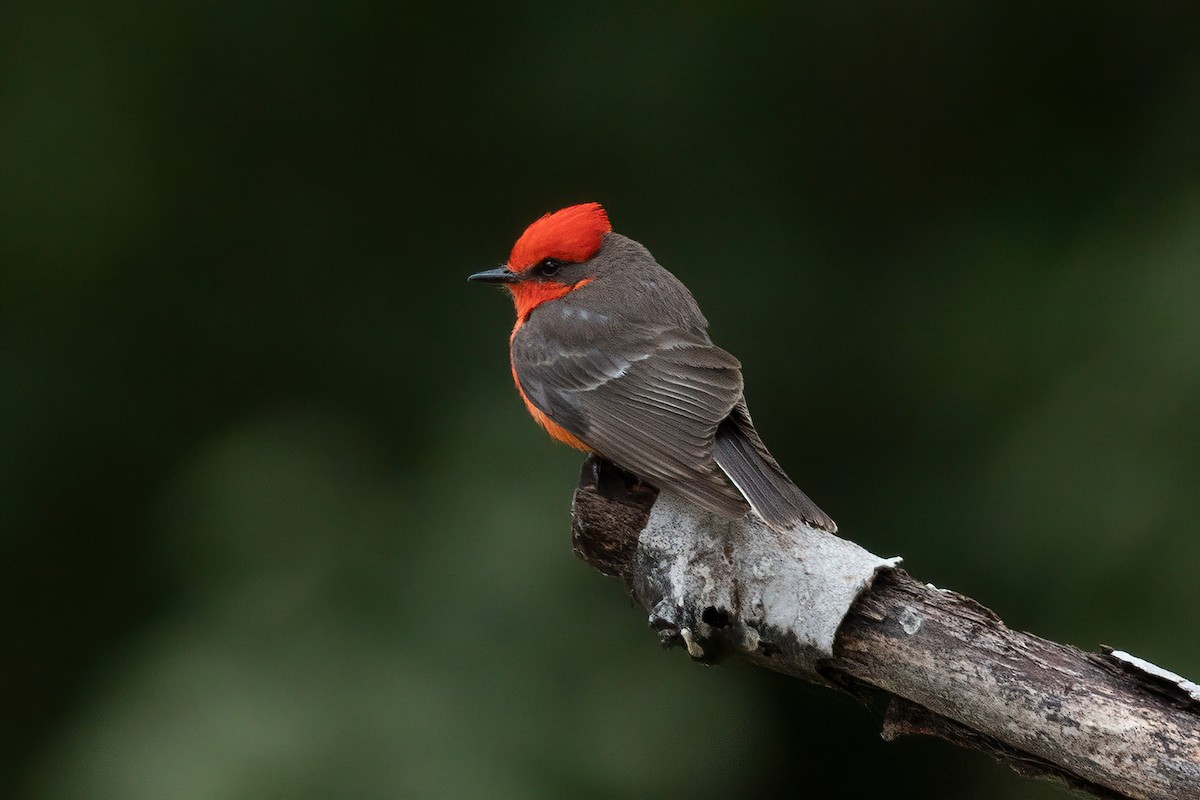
top-left (467, 266), bottom-right (520, 284)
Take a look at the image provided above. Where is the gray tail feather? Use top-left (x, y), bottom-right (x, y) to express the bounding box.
top-left (713, 403), bottom-right (837, 533)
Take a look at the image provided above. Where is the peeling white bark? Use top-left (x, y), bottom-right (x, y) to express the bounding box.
top-left (1106, 649), bottom-right (1200, 704)
top-left (632, 490), bottom-right (899, 680)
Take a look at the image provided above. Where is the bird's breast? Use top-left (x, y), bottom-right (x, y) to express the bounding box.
top-left (509, 358), bottom-right (590, 451)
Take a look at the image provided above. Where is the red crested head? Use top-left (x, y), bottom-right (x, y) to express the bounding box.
top-left (508, 202), bottom-right (611, 271)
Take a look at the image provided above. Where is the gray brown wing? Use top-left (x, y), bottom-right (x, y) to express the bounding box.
top-left (512, 323), bottom-right (751, 518)
top-left (713, 401), bottom-right (838, 531)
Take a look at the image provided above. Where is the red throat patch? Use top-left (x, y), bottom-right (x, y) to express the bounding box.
top-left (508, 202), bottom-right (611, 271)
top-left (507, 277), bottom-right (592, 323)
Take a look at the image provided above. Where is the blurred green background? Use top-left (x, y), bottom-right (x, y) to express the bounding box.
top-left (3, 3), bottom-right (1199, 798)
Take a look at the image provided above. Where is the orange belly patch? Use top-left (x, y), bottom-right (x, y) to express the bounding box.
top-left (511, 364), bottom-right (590, 451)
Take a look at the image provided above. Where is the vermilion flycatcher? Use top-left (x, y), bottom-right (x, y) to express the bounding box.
top-left (470, 202), bottom-right (836, 532)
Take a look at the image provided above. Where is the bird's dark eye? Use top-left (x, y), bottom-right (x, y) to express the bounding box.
top-left (537, 258), bottom-right (562, 277)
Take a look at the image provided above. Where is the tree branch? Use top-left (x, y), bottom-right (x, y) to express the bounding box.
top-left (571, 455), bottom-right (1200, 800)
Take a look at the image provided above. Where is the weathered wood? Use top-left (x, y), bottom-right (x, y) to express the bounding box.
top-left (836, 570), bottom-right (1200, 798)
top-left (571, 455), bottom-right (1200, 800)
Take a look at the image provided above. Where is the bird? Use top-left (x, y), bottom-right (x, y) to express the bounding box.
top-left (469, 202), bottom-right (836, 533)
